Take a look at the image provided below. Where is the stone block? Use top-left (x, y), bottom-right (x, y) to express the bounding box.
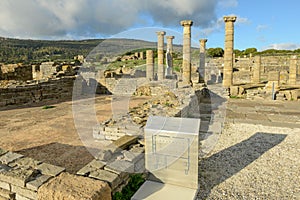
top-left (89, 169), bottom-right (121, 190)
top-left (0, 168), bottom-right (38, 187)
top-left (0, 188), bottom-right (15, 200)
top-left (9, 157), bottom-right (41, 169)
top-left (105, 135), bottom-right (139, 153)
top-left (0, 165), bottom-right (11, 173)
top-left (0, 152), bottom-right (24, 165)
top-left (77, 160), bottom-right (106, 176)
top-left (26, 175), bottom-right (52, 191)
top-left (15, 194), bottom-right (33, 200)
top-left (37, 172), bottom-right (111, 200)
top-left (11, 185), bottom-right (36, 200)
top-left (36, 163), bottom-right (65, 177)
top-left (95, 150), bottom-right (112, 162)
top-left (0, 181), bottom-right (10, 191)
top-left (134, 158), bottom-right (145, 173)
top-left (104, 160), bottom-right (134, 174)
top-left (0, 149), bottom-right (8, 157)
top-left (123, 151), bottom-right (143, 163)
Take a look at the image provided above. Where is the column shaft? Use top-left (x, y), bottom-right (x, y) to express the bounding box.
top-left (199, 39), bottom-right (207, 83)
top-left (181, 20), bottom-right (193, 86)
top-left (156, 31), bottom-right (166, 81)
top-left (223, 16), bottom-right (237, 88)
top-left (146, 50), bottom-right (154, 81)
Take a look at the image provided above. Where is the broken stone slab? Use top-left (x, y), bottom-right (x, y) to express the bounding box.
top-left (0, 180), bottom-right (10, 191)
top-left (0, 149), bottom-right (8, 157)
top-left (11, 184), bottom-right (37, 200)
top-left (0, 188), bottom-right (15, 200)
top-left (38, 172), bottom-right (111, 200)
top-left (123, 151), bottom-right (143, 163)
top-left (0, 164), bottom-right (11, 173)
top-left (89, 169), bottom-right (121, 190)
top-left (36, 163), bottom-right (65, 177)
top-left (77, 160), bottom-right (106, 176)
top-left (8, 157), bottom-right (42, 169)
top-left (105, 135), bottom-right (139, 153)
top-left (15, 194), bottom-right (32, 200)
top-left (95, 150), bottom-right (112, 162)
top-left (0, 168), bottom-right (39, 187)
top-left (134, 158), bottom-right (145, 173)
top-left (0, 152), bottom-right (24, 165)
top-left (26, 174), bottom-right (52, 191)
top-left (104, 160), bottom-right (134, 174)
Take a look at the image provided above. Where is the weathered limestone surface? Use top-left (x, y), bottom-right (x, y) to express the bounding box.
top-left (223, 16), bottom-right (237, 88)
top-left (37, 172), bottom-right (111, 200)
top-left (199, 39), bottom-right (208, 83)
top-left (146, 50), bottom-right (154, 81)
top-left (252, 55), bottom-right (261, 84)
top-left (181, 20), bottom-right (193, 86)
top-left (156, 31), bottom-right (166, 81)
top-left (289, 55), bottom-right (297, 85)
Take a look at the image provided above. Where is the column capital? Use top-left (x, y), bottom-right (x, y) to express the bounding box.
top-left (199, 39), bottom-right (208, 43)
top-left (180, 20), bottom-right (193, 27)
top-left (223, 16), bottom-right (237, 22)
top-left (156, 31), bottom-right (166, 36)
top-left (166, 36), bottom-right (175, 40)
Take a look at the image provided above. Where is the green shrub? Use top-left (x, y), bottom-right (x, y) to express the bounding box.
top-left (42, 105), bottom-right (55, 109)
top-left (113, 174), bottom-right (145, 200)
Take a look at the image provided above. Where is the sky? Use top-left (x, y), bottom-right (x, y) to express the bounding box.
top-left (0, 0), bottom-right (299, 51)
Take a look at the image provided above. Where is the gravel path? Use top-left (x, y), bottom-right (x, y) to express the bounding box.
top-left (197, 122), bottom-right (300, 199)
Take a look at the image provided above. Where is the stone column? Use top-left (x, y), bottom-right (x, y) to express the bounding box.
top-left (199, 39), bottom-right (207, 83)
top-left (181, 20), bottom-right (193, 86)
top-left (252, 55), bottom-right (261, 84)
top-left (166, 36), bottom-right (175, 76)
top-left (289, 55), bottom-right (297, 85)
top-left (156, 31), bottom-right (166, 81)
top-left (140, 52), bottom-right (144, 60)
top-left (146, 50), bottom-right (154, 81)
top-left (166, 36), bottom-right (175, 54)
top-left (223, 16), bottom-right (237, 88)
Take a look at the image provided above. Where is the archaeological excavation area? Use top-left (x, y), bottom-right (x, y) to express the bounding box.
top-left (0, 16), bottom-right (299, 200)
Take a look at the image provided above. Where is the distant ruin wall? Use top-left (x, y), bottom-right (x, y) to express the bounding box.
top-left (0, 64), bottom-right (33, 81)
top-left (0, 78), bottom-right (75, 107)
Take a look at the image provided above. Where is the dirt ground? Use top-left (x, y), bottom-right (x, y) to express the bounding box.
top-left (0, 96), bottom-right (299, 199)
top-left (0, 95), bottom-right (149, 174)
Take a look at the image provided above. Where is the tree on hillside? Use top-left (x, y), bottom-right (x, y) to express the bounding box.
top-left (207, 47), bottom-right (224, 57)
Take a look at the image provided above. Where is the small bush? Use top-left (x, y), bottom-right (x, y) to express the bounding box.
top-left (113, 174), bottom-right (145, 200)
top-left (42, 105), bottom-right (55, 109)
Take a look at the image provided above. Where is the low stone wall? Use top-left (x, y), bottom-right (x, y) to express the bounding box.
top-left (0, 78), bottom-right (75, 108)
top-left (0, 148), bottom-right (111, 200)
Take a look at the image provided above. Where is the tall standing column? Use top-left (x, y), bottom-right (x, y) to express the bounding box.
top-left (146, 50), bottom-right (154, 81)
top-left (289, 55), bottom-right (297, 85)
top-left (166, 36), bottom-right (175, 54)
top-left (252, 55), bottom-right (261, 84)
top-left (166, 36), bottom-right (175, 76)
top-left (156, 31), bottom-right (166, 81)
top-left (223, 16), bottom-right (237, 88)
top-left (181, 20), bottom-right (193, 86)
top-left (199, 39), bottom-right (207, 83)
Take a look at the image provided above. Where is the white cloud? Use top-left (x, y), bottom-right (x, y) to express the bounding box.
top-left (261, 43), bottom-right (300, 51)
top-left (0, 0), bottom-right (221, 39)
top-left (200, 15), bottom-right (249, 36)
top-left (217, 0), bottom-right (238, 8)
top-left (256, 24), bottom-right (269, 32)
